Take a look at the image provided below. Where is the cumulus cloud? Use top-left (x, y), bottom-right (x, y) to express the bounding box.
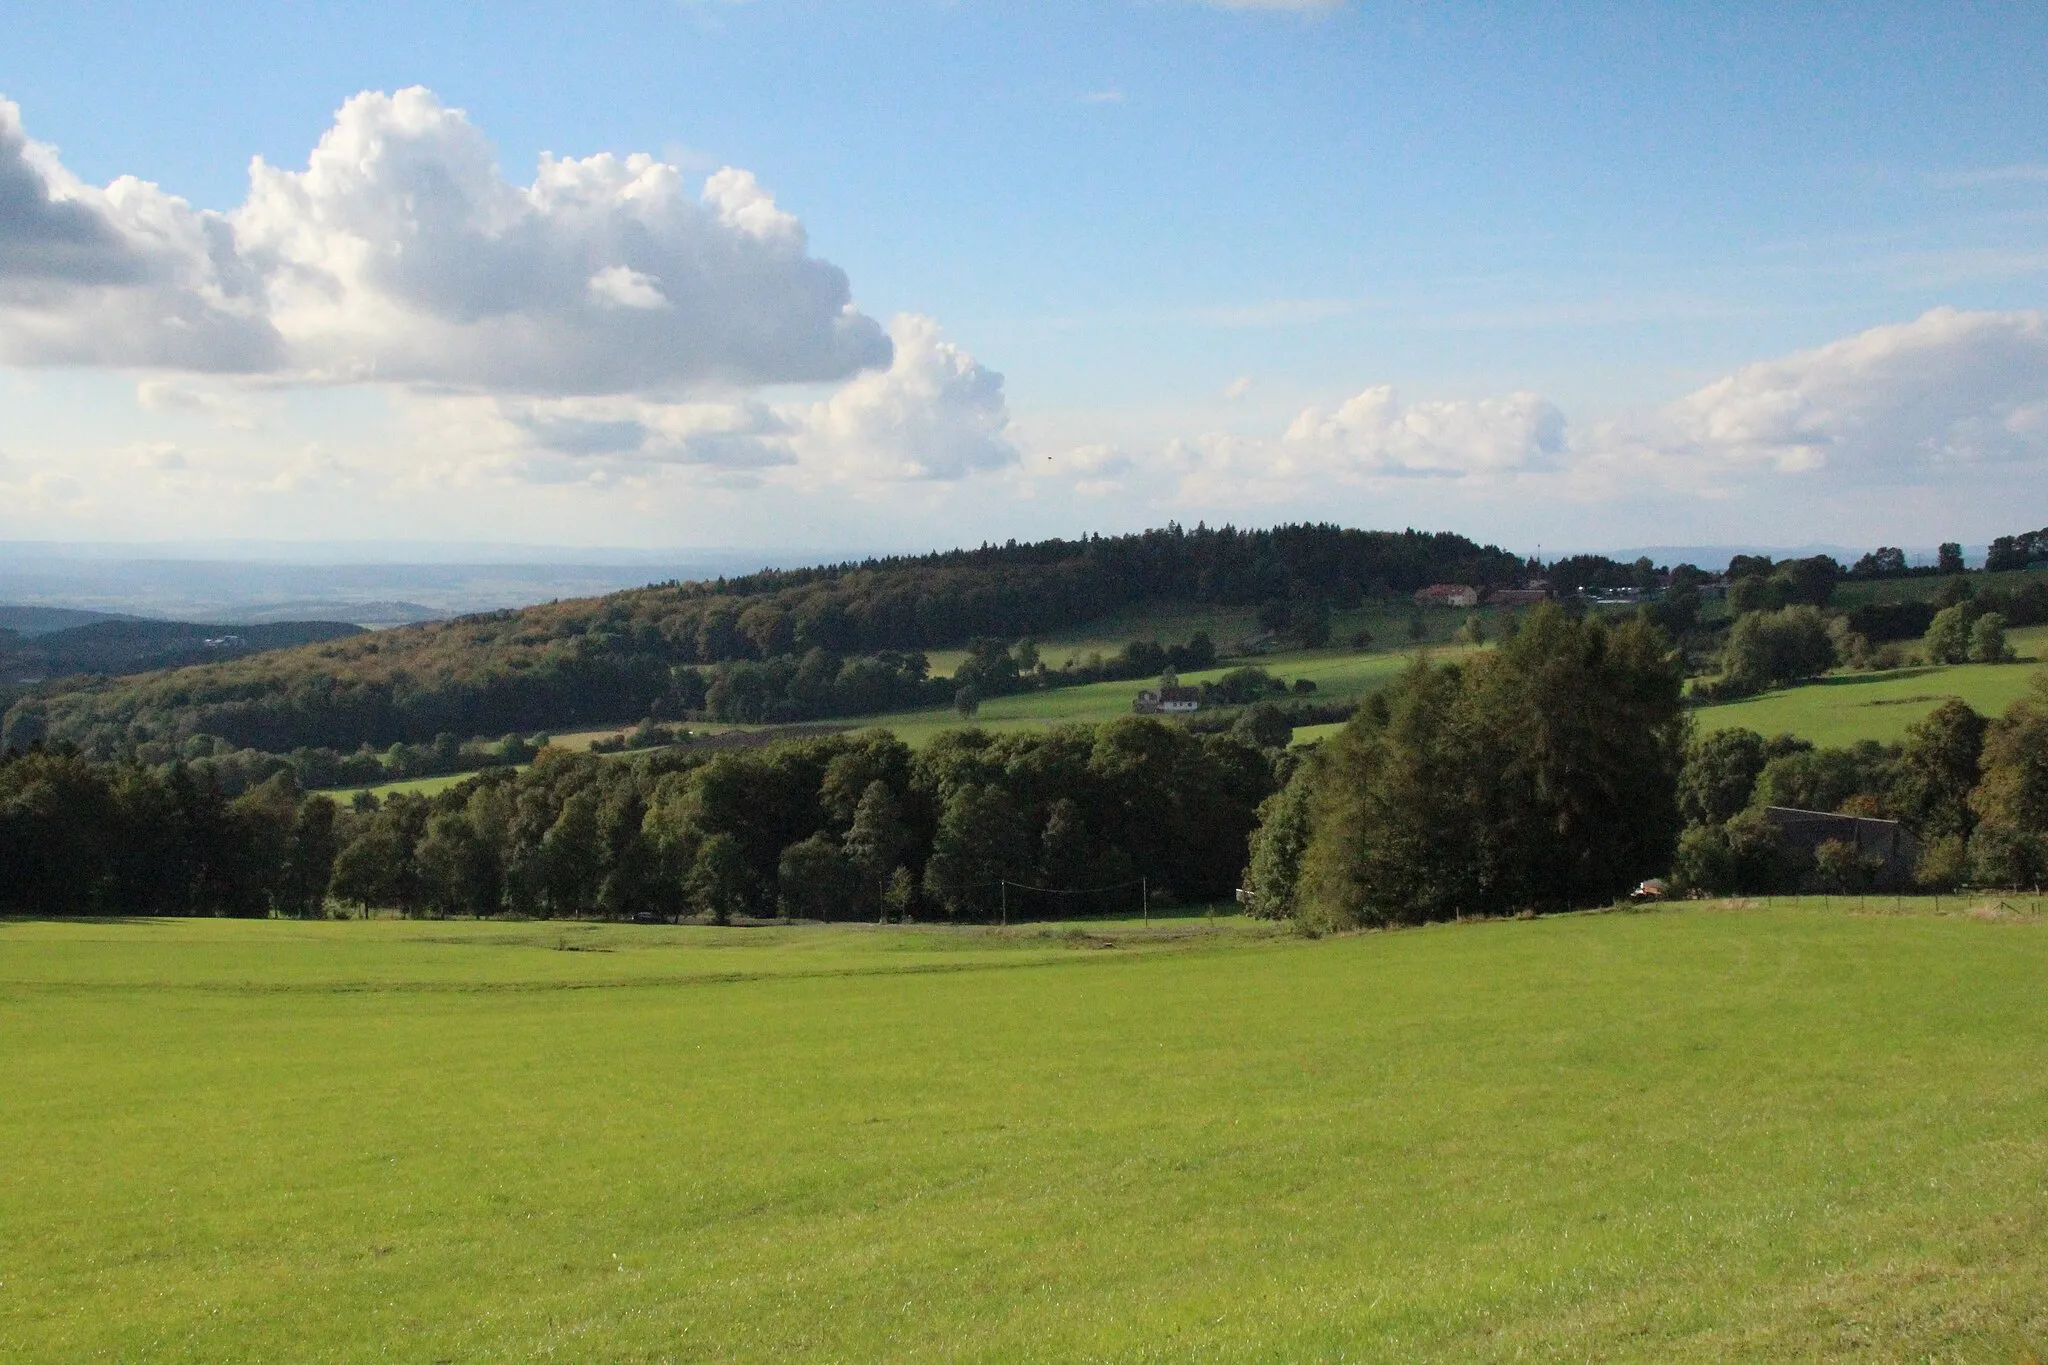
top-left (0, 100), bottom-right (139, 283)
top-left (0, 88), bottom-right (889, 393)
top-left (1283, 385), bottom-right (1566, 477)
top-left (0, 99), bottom-right (280, 370)
top-left (793, 314), bottom-right (1016, 480)
top-left (1031, 307), bottom-right (2048, 509)
top-left (1632, 306), bottom-right (2048, 478)
top-left (478, 314), bottom-right (1012, 483)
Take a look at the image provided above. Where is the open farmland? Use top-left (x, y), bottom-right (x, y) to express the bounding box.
top-left (1692, 624), bottom-right (2046, 746)
top-left (6, 903), bottom-right (2048, 1360)
top-left (847, 644), bottom-right (1462, 748)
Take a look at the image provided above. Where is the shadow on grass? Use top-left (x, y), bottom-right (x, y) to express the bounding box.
top-left (0, 915), bottom-right (205, 927)
top-left (1796, 667), bottom-right (1947, 688)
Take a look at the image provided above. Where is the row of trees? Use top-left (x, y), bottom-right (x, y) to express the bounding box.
top-left (1708, 576), bottom-right (2035, 697)
top-left (0, 752), bottom-right (336, 917)
top-left (2, 716), bottom-right (1279, 922)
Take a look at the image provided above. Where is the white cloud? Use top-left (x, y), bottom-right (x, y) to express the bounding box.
top-left (1022, 307), bottom-right (2048, 511)
top-left (1221, 374), bottom-right (1253, 401)
top-left (136, 378), bottom-right (259, 427)
top-left (1608, 306), bottom-right (2048, 482)
top-left (793, 314), bottom-right (1016, 480)
top-left (428, 314), bottom-right (1012, 486)
top-left (1283, 385), bottom-right (1566, 477)
top-left (0, 98), bottom-right (280, 370)
top-left (586, 266), bottom-right (670, 311)
top-left (0, 88), bottom-right (890, 393)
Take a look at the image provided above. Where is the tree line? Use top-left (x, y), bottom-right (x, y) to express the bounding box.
top-left (1, 717), bottom-right (1277, 922)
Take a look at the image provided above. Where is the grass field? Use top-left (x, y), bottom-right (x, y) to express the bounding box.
top-left (1693, 624), bottom-right (2046, 746)
top-left (6, 901), bottom-right (2048, 1360)
top-left (853, 644), bottom-right (1465, 748)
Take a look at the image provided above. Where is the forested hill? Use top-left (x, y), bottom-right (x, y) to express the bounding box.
top-left (0, 618), bottom-right (365, 683)
top-left (3, 523), bottom-right (1525, 759)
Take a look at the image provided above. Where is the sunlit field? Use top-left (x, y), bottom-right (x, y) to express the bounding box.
top-left (1692, 624), bottom-right (2045, 746)
top-left (7, 901), bottom-right (2048, 1360)
top-left (849, 644), bottom-right (1473, 748)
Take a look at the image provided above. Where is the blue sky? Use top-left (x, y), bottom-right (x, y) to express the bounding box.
top-left (3, 1), bottom-right (2046, 555)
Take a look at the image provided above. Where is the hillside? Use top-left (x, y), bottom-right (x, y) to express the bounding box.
top-left (1692, 625), bottom-right (2047, 746)
top-left (2, 524), bottom-right (1524, 759)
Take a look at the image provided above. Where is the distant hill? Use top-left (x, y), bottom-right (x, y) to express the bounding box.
top-left (0, 605), bottom-right (148, 637)
top-left (4, 523), bottom-right (1524, 757)
top-left (1, 619), bottom-right (367, 684)
top-left (210, 600), bottom-right (446, 628)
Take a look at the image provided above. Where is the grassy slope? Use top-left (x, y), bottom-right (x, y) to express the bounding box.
top-left (5, 903), bottom-right (2048, 1360)
top-left (864, 644), bottom-right (1463, 748)
top-left (1693, 624), bottom-right (2046, 746)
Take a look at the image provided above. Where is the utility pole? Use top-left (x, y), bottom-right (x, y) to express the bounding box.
top-left (1001, 881), bottom-right (1007, 928)
top-left (1142, 876), bottom-right (1149, 926)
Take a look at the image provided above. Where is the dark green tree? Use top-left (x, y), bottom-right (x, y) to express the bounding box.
top-left (922, 782), bottom-right (1030, 920)
top-left (842, 779), bottom-right (910, 916)
top-left (688, 832), bottom-right (752, 924)
top-left (1678, 728), bottom-right (1772, 827)
top-left (1893, 699), bottom-right (1986, 840)
top-left (777, 833), bottom-right (860, 920)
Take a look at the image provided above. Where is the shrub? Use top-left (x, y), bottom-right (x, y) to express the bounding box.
top-left (1914, 835), bottom-right (1969, 893)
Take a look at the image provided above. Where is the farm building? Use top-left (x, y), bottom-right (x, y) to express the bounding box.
top-left (1762, 806), bottom-right (1920, 885)
top-left (1132, 685), bottom-right (1202, 715)
top-left (1413, 584), bottom-right (1480, 608)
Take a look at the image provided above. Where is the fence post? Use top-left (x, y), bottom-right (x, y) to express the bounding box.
top-left (1001, 881), bottom-right (1007, 928)
top-left (1143, 877), bottom-right (1149, 926)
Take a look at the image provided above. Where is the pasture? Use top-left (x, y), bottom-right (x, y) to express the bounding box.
top-left (1692, 624), bottom-right (2046, 746)
top-left (6, 902), bottom-right (2048, 1359)
top-left (846, 645), bottom-right (1468, 748)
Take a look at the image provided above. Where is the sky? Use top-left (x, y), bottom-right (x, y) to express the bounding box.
top-left (2, 0), bottom-right (2046, 559)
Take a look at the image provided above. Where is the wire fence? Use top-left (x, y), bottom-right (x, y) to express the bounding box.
top-left (987, 876), bottom-right (1152, 926)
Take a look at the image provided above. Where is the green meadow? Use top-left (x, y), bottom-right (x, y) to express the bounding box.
top-left (7, 902), bottom-right (2048, 1360)
top-left (1692, 624), bottom-right (2047, 747)
top-left (848, 645), bottom-right (1470, 748)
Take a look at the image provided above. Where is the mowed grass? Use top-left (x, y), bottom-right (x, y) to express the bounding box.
top-left (6, 903), bottom-right (2048, 1360)
top-left (1693, 624), bottom-right (2047, 746)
